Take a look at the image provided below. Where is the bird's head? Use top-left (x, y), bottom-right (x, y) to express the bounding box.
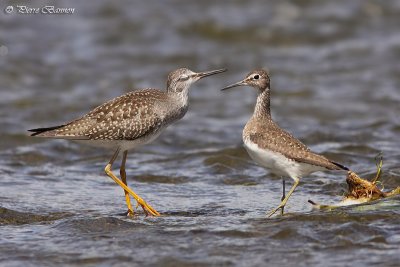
top-left (167, 68), bottom-right (226, 93)
top-left (222, 69), bottom-right (270, 92)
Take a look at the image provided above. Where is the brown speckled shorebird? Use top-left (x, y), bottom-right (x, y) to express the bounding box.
top-left (29, 67), bottom-right (226, 216)
top-left (222, 69), bottom-right (349, 217)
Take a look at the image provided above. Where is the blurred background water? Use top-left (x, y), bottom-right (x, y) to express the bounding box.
top-left (1, 0), bottom-right (400, 266)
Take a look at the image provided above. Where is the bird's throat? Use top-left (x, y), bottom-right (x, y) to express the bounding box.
top-left (254, 89), bottom-right (271, 120)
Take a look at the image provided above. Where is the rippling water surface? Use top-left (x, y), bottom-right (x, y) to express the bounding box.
top-left (1, 0), bottom-right (400, 266)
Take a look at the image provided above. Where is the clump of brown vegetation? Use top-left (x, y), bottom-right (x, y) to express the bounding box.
top-left (309, 154), bottom-right (400, 209)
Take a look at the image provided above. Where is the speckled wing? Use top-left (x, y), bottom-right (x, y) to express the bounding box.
top-left (31, 89), bottom-right (166, 141)
top-left (247, 122), bottom-right (345, 170)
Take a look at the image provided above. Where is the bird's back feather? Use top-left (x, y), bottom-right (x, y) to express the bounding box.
top-left (244, 118), bottom-right (348, 171)
top-left (28, 89), bottom-right (169, 141)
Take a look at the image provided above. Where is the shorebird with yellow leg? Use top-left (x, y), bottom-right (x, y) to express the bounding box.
top-left (222, 69), bottom-right (349, 217)
top-left (29, 67), bottom-right (226, 216)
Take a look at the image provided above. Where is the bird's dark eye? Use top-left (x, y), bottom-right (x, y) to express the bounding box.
top-left (253, 75), bottom-right (259, 80)
top-left (179, 75), bottom-right (189, 81)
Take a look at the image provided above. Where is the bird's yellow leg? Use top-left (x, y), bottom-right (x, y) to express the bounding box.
top-left (267, 178), bottom-right (299, 218)
top-left (105, 149), bottom-right (160, 216)
top-left (120, 150), bottom-right (134, 216)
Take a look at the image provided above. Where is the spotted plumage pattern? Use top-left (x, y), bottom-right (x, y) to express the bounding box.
top-left (30, 89), bottom-right (168, 140)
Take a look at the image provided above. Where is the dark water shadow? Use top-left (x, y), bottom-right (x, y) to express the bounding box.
top-left (0, 206), bottom-right (72, 225)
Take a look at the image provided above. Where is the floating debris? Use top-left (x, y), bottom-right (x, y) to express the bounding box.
top-left (309, 154), bottom-right (400, 210)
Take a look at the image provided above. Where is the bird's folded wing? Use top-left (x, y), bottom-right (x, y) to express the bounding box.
top-left (248, 129), bottom-right (342, 170)
top-left (31, 90), bottom-right (165, 140)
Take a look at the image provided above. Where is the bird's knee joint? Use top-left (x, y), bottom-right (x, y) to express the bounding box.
top-left (105, 164), bottom-right (112, 174)
top-left (292, 177), bottom-right (300, 184)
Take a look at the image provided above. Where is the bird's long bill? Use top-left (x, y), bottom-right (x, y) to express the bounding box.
top-left (195, 68), bottom-right (227, 79)
top-left (221, 80), bottom-right (247, 91)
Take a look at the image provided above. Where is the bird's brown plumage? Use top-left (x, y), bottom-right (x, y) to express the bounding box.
top-left (244, 118), bottom-right (344, 170)
top-left (30, 89), bottom-right (169, 140)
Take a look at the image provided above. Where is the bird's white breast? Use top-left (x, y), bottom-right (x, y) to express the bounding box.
top-left (243, 138), bottom-right (324, 179)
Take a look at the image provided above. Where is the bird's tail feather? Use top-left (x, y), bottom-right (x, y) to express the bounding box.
top-left (331, 161), bottom-right (349, 171)
top-left (28, 125), bottom-right (65, 137)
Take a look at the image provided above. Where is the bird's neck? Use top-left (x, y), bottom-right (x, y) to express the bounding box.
top-left (162, 89), bottom-right (189, 122)
top-left (167, 89), bottom-right (189, 108)
top-left (253, 88), bottom-right (271, 120)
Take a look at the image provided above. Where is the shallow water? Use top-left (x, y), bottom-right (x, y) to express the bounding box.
top-left (1, 0), bottom-right (400, 266)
